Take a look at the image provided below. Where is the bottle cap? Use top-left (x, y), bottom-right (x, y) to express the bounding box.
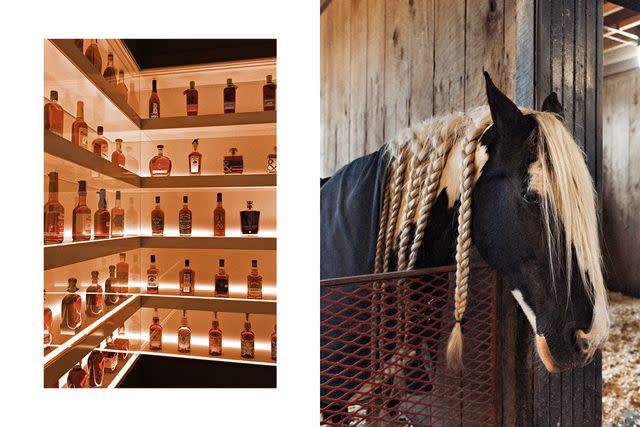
top-left (155, 196), bottom-right (160, 204)
top-left (183, 195), bottom-right (188, 204)
top-left (212, 320), bottom-right (219, 328)
top-left (108, 53), bottom-right (113, 60)
top-left (227, 78), bottom-right (233, 85)
top-left (252, 259), bottom-right (258, 268)
top-left (266, 74), bottom-right (272, 82)
top-left (217, 193), bottom-right (222, 202)
top-left (97, 126), bottom-right (104, 135)
top-left (78, 180), bottom-right (87, 194)
top-left (109, 265), bottom-right (115, 272)
top-left (119, 70), bottom-right (125, 77)
top-left (152, 79), bottom-right (157, 89)
top-left (115, 190), bottom-right (121, 200)
top-left (244, 322), bottom-right (252, 330)
top-left (230, 147), bottom-right (238, 155)
top-left (115, 138), bottom-right (123, 143)
top-left (246, 201), bottom-right (253, 209)
top-left (97, 189), bottom-right (107, 208)
top-left (192, 138), bottom-right (199, 147)
top-left (150, 255), bottom-right (156, 263)
top-left (189, 81), bottom-right (195, 89)
top-left (67, 278), bottom-right (79, 291)
top-left (219, 258), bottom-right (224, 267)
top-left (119, 252), bottom-right (126, 259)
top-left (157, 144), bottom-right (164, 149)
top-left (91, 270), bottom-right (99, 280)
top-left (50, 90), bottom-right (58, 101)
top-left (185, 259), bottom-right (190, 267)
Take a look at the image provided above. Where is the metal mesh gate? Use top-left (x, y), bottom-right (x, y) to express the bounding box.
top-left (320, 265), bottom-right (497, 426)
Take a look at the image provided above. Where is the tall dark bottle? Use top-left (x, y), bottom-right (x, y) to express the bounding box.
top-left (149, 79), bottom-right (160, 119)
top-left (44, 172), bottom-right (65, 244)
top-left (94, 189), bottom-right (110, 239)
top-left (223, 78), bottom-right (237, 113)
top-left (263, 75), bottom-right (276, 111)
top-left (72, 180), bottom-right (91, 241)
top-left (240, 201), bottom-right (260, 234)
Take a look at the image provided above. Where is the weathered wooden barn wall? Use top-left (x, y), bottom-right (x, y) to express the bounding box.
top-left (320, 0), bottom-right (517, 177)
top-left (603, 68), bottom-right (640, 297)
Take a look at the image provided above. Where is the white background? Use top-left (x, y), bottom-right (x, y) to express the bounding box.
top-left (0, 0), bottom-right (319, 425)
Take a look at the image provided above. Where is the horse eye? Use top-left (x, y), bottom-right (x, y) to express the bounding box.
top-left (523, 190), bottom-right (540, 204)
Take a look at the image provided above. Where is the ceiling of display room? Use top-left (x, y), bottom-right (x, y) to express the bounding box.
top-left (604, 2), bottom-right (640, 76)
top-left (123, 39), bottom-right (277, 69)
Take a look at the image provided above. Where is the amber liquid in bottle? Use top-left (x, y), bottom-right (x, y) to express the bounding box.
top-left (115, 325), bottom-right (130, 361)
top-left (247, 259), bottom-right (263, 299)
top-left (179, 259), bottom-right (195, 296)
top-left (116, 252), bottom-right (129, 294)
top-left (209, 317), bottom-right (223, 356)
top-left (223, 78), bottom-right (237, 113)
top-left (241, 318), bottom-right (255, 359)
top-left (240, 201), bottom-right (260, 234)
top-left (103, 53), bottom-right (117, 85)
top-left (213, 193), bottom-right (226, 236)
top-left (44, 292), bottom-right (52, 346)
top-left (88, 350), bottom-right (105, 387)
top-left (67, 363), bottom-right (88, 388)
top-left (271, 324), bottom-right (277, 361)
top-left (179, 196), bottom-right (192, 236)
top-left (177, 310), bottom-right (191, 353)
top-left (60, 278), bottom-right (82, 334)
top-left (263, 74), bottom-right (276, 111)
top-left (149, 145), bottom-right (172, 176)
top-left (184, 80), bottom-right (198, 116)
top-left (149, 309), bottom-right (163, 350)
top-left (72, 180), bottom-right (91, 241)
top-left (92, 126), bottom-right (109, 158)
top-left (85, 270), bottom-right (104, 317)
top-left (103, 335), bottom-right (118, 373)
top-left (111, 138), bottom-right (126, 167)
top-left (85, 39), bottom-right (102, 72)
top-left (215, 259), bottom-right (229, 297)
top-left (44, 171), bottom-right (65, 244)
top-left (188, 139), bottom-right (202, 175)
top-left (116, 70), bottom-right (128, 101)
top-left (104, 265), bottom-right (119, 305)
top-left (149, 79), bottom-right (160, 118)
top-left (44, 90), bottom-right (64, 136)
top-left (147, 255), bottom-right (159, 294)
top-left (72, 100), bottom-right (88, 148)
top-left (111, 190), bottom-right (125, 237)
top-left (151, 196), bottom-right (165, 236)
top-left (94, 189), bottom-right (110, 239)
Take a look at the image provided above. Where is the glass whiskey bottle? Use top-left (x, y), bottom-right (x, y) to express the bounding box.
top-left (147, 255), bottom-right (159, 294)
top-left (247, 259), bottom-right (263, 299)
top-left (213, 192), bottom-right (226, 236)
top-left (149, 309), bottom-right (163, 351)
top-left (44, 90), bottom-right (64, 136)
top-left (104, 265), bottom-right (119, 305)
top-left (179, 196), bottom-right (192, 236)
top-left (85, 270), bottom-right (104, 317)
top-left (60, 278), bottom-right (82, 334)
top-left (94, 189), bottom-right (110, 239)
top-left (111, 190), bottom-right (125, 237)
top-left (71, 180), bottom-right (91, 241)
top-left (44, 171), bottom-right (65, 244)
top-left (84, 39), bottom-right (102, 72)
top-left (149, 79), bottom-right (160, 118)
top-left (103, 53), bottom-right (117, 85)
top-left (111, 138), bottom-right (126, 167)
top-left (223, 78), bottom-right (237, 113)
top-left (179, 259), bottom-right (195, 296)
top-left (114, 325), bottom-right (130, 361)
top-left (188, 139), bottom-right (202, 175)
top-left (44, 291), bottom-right (52, 346)
top-left (267, 146), bottom-right (277, 174)
top-left (116, 252), bottom-right (129, 295)
top-left (241, 315), bottom-right (255, 359)
top-left (177, 310), bottom-right (191, 353)
top-left (67, 363), bottom-right (88, 388)
top-left (184, 80), bottom-right (198, 116)
top-left (263, 74), bottom-right (276, 111)
top-left (116, 70), bottom-right (128, 101)
top-left (149, 145), bottom-right (172, 176)
top-left (151, 196), bottom-right (165, 235)
top-left (223, 148), bottom-right (243, 174)
top-left (88, 350), bottom-right (105, 387)
top-left (215, 259), bottom-right (229, 297)
top-left (103, 335), bottom-right (118, 373)
top-left (92, 126), bottom-right (109, 158)
top-left (240, 201), bottom-right (260, 234)
top-left (72, 100), bottom-right (88, 148)
top-left (208, 314), bottom-right (223, 356)
top-left (271, 324), bottom-right (277, 361)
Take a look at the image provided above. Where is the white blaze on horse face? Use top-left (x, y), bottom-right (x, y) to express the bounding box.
top-left (511, 289), bottom-right (537, 332)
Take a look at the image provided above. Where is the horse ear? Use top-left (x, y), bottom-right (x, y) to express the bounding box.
top-left (541, 92), bottom-right (564, 119)
top-left (483, 71), bottom-right (526, 137)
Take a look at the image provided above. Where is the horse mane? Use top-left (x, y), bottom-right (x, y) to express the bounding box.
top-left (376, 106), bottom-right (608, 369)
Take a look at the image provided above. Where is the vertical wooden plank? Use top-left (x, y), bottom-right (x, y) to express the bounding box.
top-left (628, 72), bottom-right (640, 297)
top-left (320, 2), bottom-right (335, 177)
top-left (585, 0), bottom-right (597, 186)
top-left (535, 0), bottom-right (551, 105)
top-left (365, 0), bottom-right (386, 154)
top-left (433, 0), bottom-right (465, 115)
top-left (502, 0), bottom-right (518, 99)
top-left (334, 0), bottom-right (352, 172)
top-left (515, 0), bottom-right (535, 107)
top-left (349, 0), bottom-right (368, 162)
top-left (408, 0), bottom-right (435, 126)
top-left (595, 0), bottom-right (604, 207)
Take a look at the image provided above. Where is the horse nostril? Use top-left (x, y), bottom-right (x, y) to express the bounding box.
top-left (573, 330), bottom-right (590, 353)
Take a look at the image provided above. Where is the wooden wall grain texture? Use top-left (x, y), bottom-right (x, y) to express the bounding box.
top-left (603, 68), bottom-right (640, 297)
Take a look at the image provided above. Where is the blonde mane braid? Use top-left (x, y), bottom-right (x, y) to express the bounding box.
top-left (374, 173), bottom-right (391, 273)
top-left (383, 147), bottom-right (408, 272)
top-left (396, 154), bottom-right (425, 271)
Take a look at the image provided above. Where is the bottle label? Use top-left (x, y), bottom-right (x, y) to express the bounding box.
top-left (75, 213), bottom-right (91, 236)
top-left (215, 278), bottom-right (229, 295)
top-left (224, 101), bottom-right (235, 111)
top-left (117, 271), bottom-right (129, 293)
top-left (151, 103), bottom-right (159, 118)
top-left (152, 215), bottom-right (164, 231)
top-left (178, 331), bottom-right (191, 349)
top-left (223, 157), bottom-right (243, 174)
top-left (187, 103), bottom-right (197, 113)
top-left (241, 337), bottom-right (254, 356)
top-left (150, 329), bottom-right (162, 345)
top-left (271, 336), bottom-right (277, 359)
top-left (209, 335), bottom-right (222, 353)
top-left (44, 211), bottom-right (64, 240)
top-left (267, 155), bottom-right (277, 174)
top-left (189, 155), bottom-right (200, 173)
top-left (264, 98), bottom-right (275, 108)
top-left (214, 211), bottom-right (225, 234)
top-left (182, 273), bottom-right (192, 293)
top-left (147, 273), bottom-right (158, 291)
top-left (79, 127), bottom-right (88, 148)
top-left (179, 212), bottom-right (192, 231)
top-left (104, 354), bottom-right (117, 370)
top-left (248, 277), bottom-right (262, 298)
top-left (113, 214), bottom-right (125, 229)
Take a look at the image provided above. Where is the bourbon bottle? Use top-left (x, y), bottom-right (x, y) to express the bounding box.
top-left (267, 146), bottom-right (277, 174)
top-left (111, 190), bottom-right (125, 237)
top-left (178, 196), bottom-right (192, 236)
top-left (88, 350), bottom-right (105, 387)
top-left (223, 78), bottom-right (237, 113)
top-left (188, 139), bottom-right (202, 175)
top-left (240, 314), bottom-right (255, 359)
top-left (179, 259), bottom-right (195, 296)
top-left (84, 39), bottom-right (102, 72)
top-left (111, 138), bottom-right (126, 167)
top-left (151, 196), bottom-right (164, 235)
top-left (271, 324), bottom-right (277, 361)
top-left (214, 259), bottom-right (229, 297)
top-left (149, 145), bottom-right (172, 176)
top-left (60, 278), bottom-right (82, 334)
top-left (263, 74), bottom-right (276, 111)
top-left (44, 90), bottom-right (64, 136)
top-left (114, 325), bottom-right (130, 361)
top-left (213, 193), bottom-right (226, 236)
top-left (247, 259), bottom-right (263, 299)
top-left (223, 148), bottom-right (243, 174)
top-left (72, 100), bottom-right (88, 148)
top-left (44, 172), bottom-right (65, 244)
top-left (184, 81), bottom-right (198, 116)
top-left (67, 363), bottom-right (88, 388)
top-left (85, 270), bottom-right (104, 317)
top-left (116, 70), bottom-right (128, 101)
top-left (94, 189), bottom-right (110, 239)
top-left (240, 201), bottom-right (260, 234)
top-left (147, 255), bottom-right (159, 294)
top-left (103, 335), bottom-right (118, 373)
top-left (44, 291), bottom-right (52, 346)
top-left (116, 253), bottom-right (129, 295)
top-left (71, 180), bottom-right (91, 241)
top-left (103, 53), bottom-right (117, 85)
top-left (92, 126), bottom-right (109, 158)
top-left (177, 310), bottom-right (191, 353)
top-left (149, 309), bottom-right (163, 351)
top-left (104, 265), bottom-right (119, 305)
top-left (208, 314), bottom-right (223, 356)
top-left (149, 79), bottom-right (160, 118)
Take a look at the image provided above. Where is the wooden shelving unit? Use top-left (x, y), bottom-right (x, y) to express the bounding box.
top-left (141, 174), bottom-right (276, 189)
top-left (139, 294), bottom-right (276, 315)
top-left (140, 236), bottom-right (277, 250)
top-left (140, 111), bottom-right (276, 130)
top-left (44, 236), bottom-right (139, 270)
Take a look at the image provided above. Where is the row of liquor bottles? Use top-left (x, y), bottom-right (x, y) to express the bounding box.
top-left (72, 39), bottom-right (276, 115)
top-left (61, 313), bottom-right (276, 388)
top-left (44, 176), bottom-right (261, 243)
top-left (44, 95), bottom-right (277, 176)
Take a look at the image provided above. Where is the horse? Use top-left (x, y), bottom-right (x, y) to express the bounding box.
top-left (320, 71), bottom-right (608, 395)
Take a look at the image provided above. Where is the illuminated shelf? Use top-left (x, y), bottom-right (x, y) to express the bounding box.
top-left (140, 236), bottom-right (277, 250)
top-left (140, 111), bottom-right (276, 130)
top-left (50, 39), bottom-right (142, 128)
top-left (140, 174), bottom-right (276, 188)
top-left (44, 236), bottom-right (139, 270)
top-left (139, 294), bottom-right (276, 315)
top-left (103, 353), bottom-right (140, 388)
